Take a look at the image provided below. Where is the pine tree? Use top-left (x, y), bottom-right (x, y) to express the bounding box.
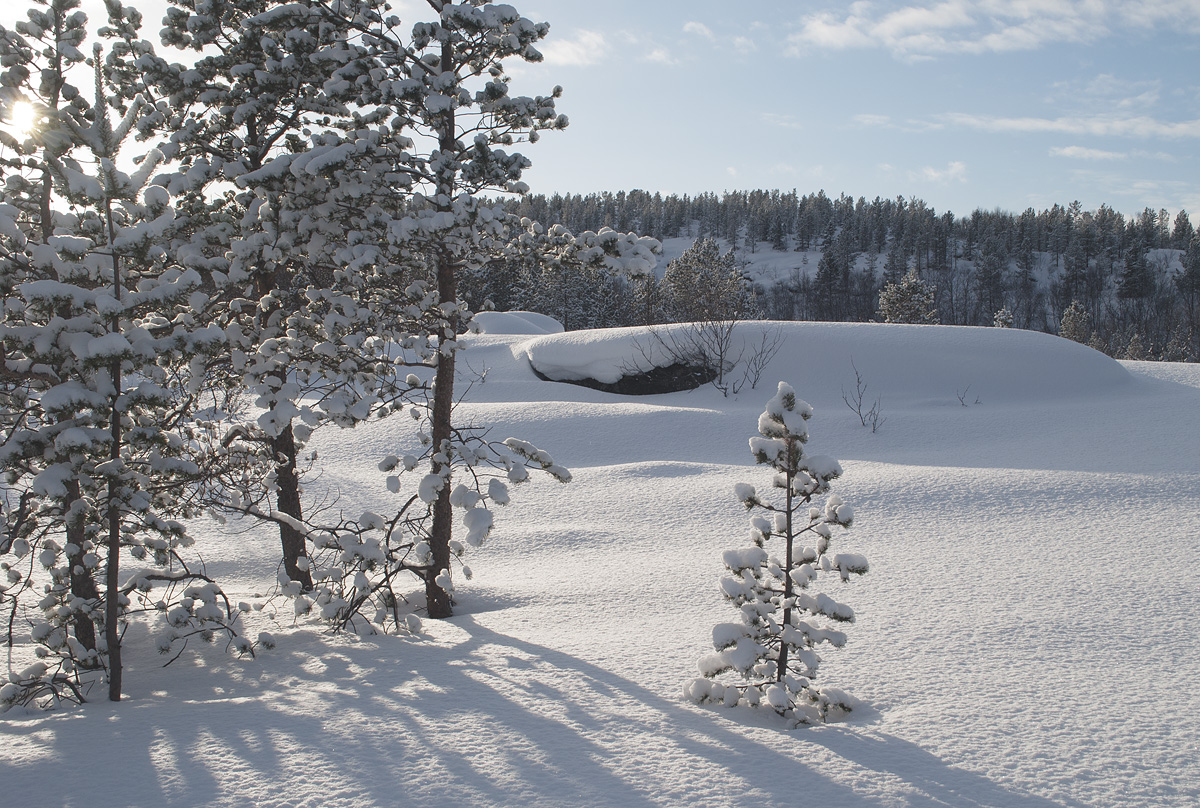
top-left (877, 269), bottom-right (937, 324)
top-left (0, 3), bottom-right (244, 705)
top-left (154, 0), bottom-right (432, 593)
top-left (1122, 332), bottom-right (1150, 360)
top-left (659, 237), bottom-right (755, 324)
top-left (1058, 299), bottom-right (1091, 344)
top-left (1172, 210), bottom-right (1194, 250)
top-left (259, 0), bottom-right (660, 622)
top-left (687, 382), bottom-right (866, 726)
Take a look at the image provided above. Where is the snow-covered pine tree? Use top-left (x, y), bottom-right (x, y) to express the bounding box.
top-left (1058, 299), bottom-right (1091, 344)
top-left (153, 0), bottom-right (432, 593)
top-left (275, 216), bottom-right (657, 635)
top-left (877, 268), bottom-right (937, 324)
top-left (312, 0), bottom-right (658, 619)
top-left (687, 382), bottom-right (866, 726)
top-left (659, 238), bottom-right (755, 324)
top-left (0, 3), bottom-right (245, 706)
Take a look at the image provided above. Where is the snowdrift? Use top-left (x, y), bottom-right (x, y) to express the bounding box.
top-left (471, 310), bottom-right (565, 335)
top-left (5, 318), bottom-right (1197, 808)
top-left (523, 321), bottom-right (1133, 406)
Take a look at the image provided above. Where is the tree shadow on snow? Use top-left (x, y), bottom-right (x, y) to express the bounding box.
top-left (9, 618), bottom-right (1079, 808)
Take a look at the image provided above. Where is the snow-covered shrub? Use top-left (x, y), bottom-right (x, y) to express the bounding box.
top-left (688, 382), bottom-right (867, 726)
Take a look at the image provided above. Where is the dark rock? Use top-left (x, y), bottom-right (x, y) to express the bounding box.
top-left (531, 362), bottom-right (716, 395)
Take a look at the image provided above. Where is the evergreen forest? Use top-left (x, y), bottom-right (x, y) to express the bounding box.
top-left (477, 189), bottom-right (1200, 361)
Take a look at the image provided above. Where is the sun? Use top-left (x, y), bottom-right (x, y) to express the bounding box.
top-left (7, 101), bottom-right (37, 137)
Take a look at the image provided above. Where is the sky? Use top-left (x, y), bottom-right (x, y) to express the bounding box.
top-left (501, 0), bottom-right (1200, 219)
top-left (5, 0), bottom-right (1199, 220)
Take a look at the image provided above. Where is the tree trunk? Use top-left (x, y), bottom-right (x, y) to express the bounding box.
top-left (105, 458), bottom-right (122, 702)
top-left (254, 255), bottom-right (313, 591)
top-left (425, 281), bottom-right (456, 618)
top-left (272, 422), bottom-right (314, 590)
top-left (775, 449), bottom-right (795, 684)
top-left (425, 38), bottom-right (459, 619)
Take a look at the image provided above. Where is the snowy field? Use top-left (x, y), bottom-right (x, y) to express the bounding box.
top-left (3, 320), bottom-right (1199, 808)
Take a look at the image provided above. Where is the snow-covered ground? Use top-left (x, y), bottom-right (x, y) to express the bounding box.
top-left (3, 319), bottom-right (1199, 808)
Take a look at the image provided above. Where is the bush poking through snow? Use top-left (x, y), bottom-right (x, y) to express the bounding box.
top-left (689, 382), bottom-right (867, 727)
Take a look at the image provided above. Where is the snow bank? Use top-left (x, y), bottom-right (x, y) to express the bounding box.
top-left (471, 311), bottom-right (564, 335)
top-left (523, 323), bottom-right (710, 385)
top-left (525, 321), bottom-right (1133, 404)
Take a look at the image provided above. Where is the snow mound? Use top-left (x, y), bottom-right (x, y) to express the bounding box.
top-left (524, 321), bottom-right (1133, 404)
top-left (472, 311), bottom-right (564, 335)
top-left (523, 323), bottom-right (705, 385)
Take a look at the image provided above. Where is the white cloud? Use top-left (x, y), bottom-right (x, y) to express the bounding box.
top-left (683, 21), bottom-right (716, 40)
top-left (852, 113), bottom-right (944, 133)
top-left (912, 161), bottom-right (968, 183)
top-left (1048, 75), bottom-right (1162, 111)
top-left (645, 48), bottom-right (678, 65)
top-left (732, 36), bottom-right (758, 52)
top-left (1131, 149), bottom-right (1178, 162)
top-left (939, 112), bottom-right (1200, 138)
top-left (786, 1), bottom-right (1199, 59)
top-left (540, 30), bottom-right (609, 67)
top-left (727, 166), bottom-right (739, 177)
top-left (1050, 145), bottom-right (1126, 160)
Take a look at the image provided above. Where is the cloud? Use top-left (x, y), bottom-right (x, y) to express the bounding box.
top-left (645, 48), bottom-right (678, 65)
top-left (786, 1), bottom-right (1200, 60)
top-left (762, 113), bottom-right (804, 129)
top-left (853, 113), bottom-right (893, 127)
top-left (1130, 149), bottom-right (1178, 162)
top-left (1050, 145), bottom-right (1126, 160)
top-left (1048, 75), bottom-right (1162, 111)
top-left (539, 30), bottom-right (609, 67)
top-left (852, 113), bottom-right (944, 133)
top-left (732, 36), bottom-right (758, 51)
top-left (683, 21), bottom-right (716, 40)
top-left (912, 161), bottom-right (968, 183)
top-left (938, 112), bottom-right (1200, 138)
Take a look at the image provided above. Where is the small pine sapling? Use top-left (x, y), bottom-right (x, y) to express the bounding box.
top-left (687, 382), bottom-right (868, 726)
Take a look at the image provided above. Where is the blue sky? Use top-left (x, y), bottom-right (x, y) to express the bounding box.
top-left (6, 0), bottom-right (1197, 219)
top-left (502, 0), bottom-right (1200, 219)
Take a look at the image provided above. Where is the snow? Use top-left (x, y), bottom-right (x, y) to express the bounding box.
top-left (472, 310), bottom-right (565, 335)
top-left (525, 322), bottom-right (704, 384)
top-left (3, 321), bottom-right (1200, 808)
